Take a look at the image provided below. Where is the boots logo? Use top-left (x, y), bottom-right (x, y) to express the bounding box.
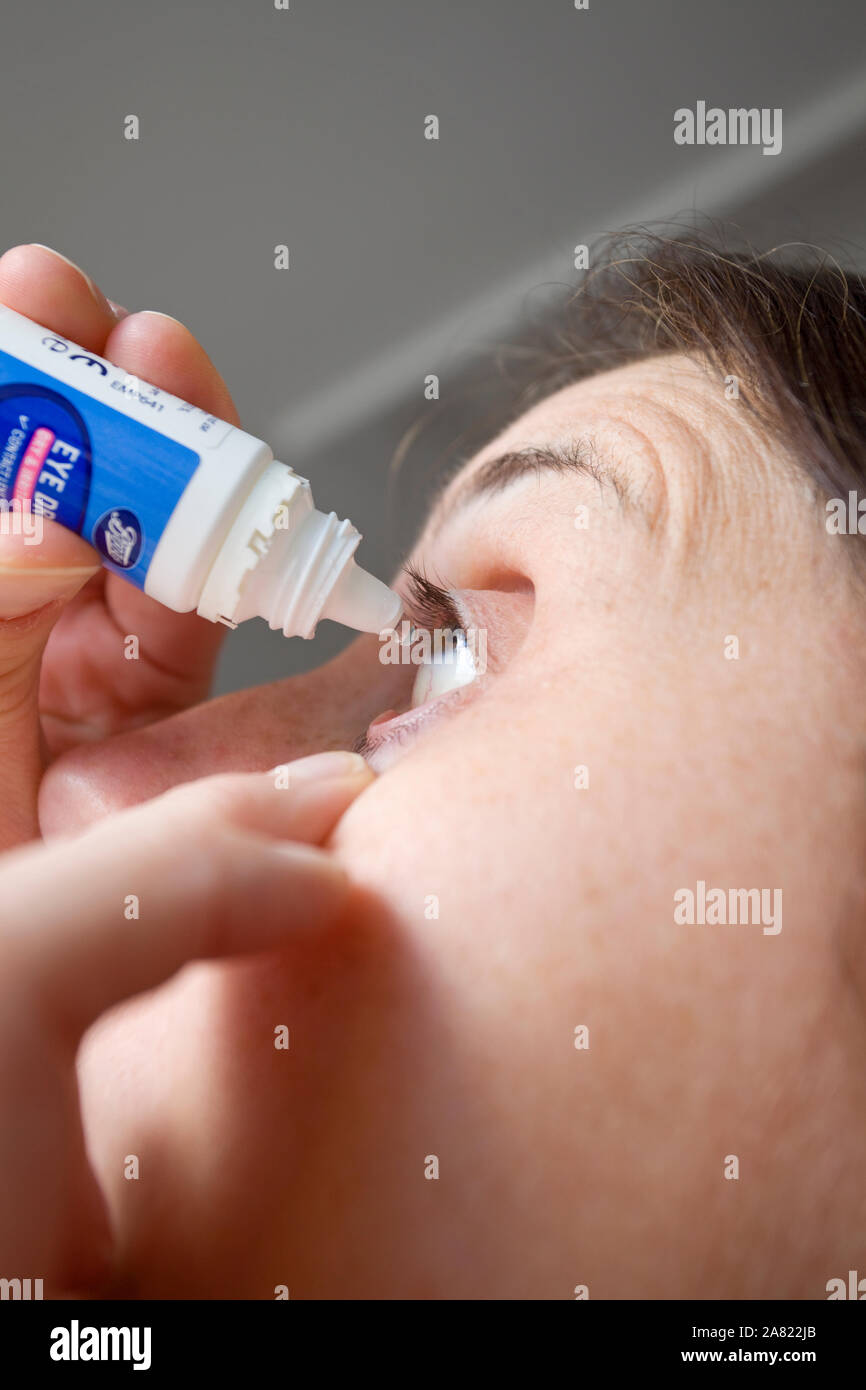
top-left (93, 507), bottom-right (143, 569)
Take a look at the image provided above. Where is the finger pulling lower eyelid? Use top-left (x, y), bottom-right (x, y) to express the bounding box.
top-left (267, 751), bottom-right (371, 782)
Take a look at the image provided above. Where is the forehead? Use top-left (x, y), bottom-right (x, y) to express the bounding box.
top-left (475, 353), bottom-right (729, 468)
top-left (418, 350), bottom-right (822, 599)
top-left (428, 353), bottom-right (757, 541)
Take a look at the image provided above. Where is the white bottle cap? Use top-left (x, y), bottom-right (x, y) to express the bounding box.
top-left (197, 459), bottom-right (403, 638)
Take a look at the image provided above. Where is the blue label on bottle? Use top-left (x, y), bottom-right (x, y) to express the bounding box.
top-left (0, 348), bottom-right (200, 588)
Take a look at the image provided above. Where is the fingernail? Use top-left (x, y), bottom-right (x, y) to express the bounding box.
top-left (137, 310), bottom-right (186, 330)
top-left (108, 300), bottom-right (129, 321)
top-left (29, 244), bottom-right (113, 316)
top-left (272, 751), bottom-right (370, 782)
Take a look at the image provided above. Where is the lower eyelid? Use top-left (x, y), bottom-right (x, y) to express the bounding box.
top-left (381, 677), bottom-right (483, 744)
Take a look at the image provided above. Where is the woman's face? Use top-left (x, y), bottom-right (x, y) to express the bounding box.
top-left (41, 353), bottom-right (866, 1298)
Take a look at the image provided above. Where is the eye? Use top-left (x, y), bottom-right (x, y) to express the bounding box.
top-left (401, 563), bottom-right (483, 710)
top-left (361, 567), bottom-right (529, 767)
top-left (410, 630), bottom-right (478, 708)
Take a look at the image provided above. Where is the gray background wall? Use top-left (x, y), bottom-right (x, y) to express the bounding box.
top-left (2, 1), bottom-right (864, 691)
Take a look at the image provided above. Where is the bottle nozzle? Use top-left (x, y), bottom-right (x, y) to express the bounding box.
top-left (322, 558), bottom-right (403, 633)
top-left (197, 459), bottom-right (403, 638)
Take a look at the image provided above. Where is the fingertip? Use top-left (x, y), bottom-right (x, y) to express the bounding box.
top-left (0, 244), bottom-right (117, 349)
top-left (271, 750), bottom-right (372, 783)
top-left (104, 311), bottom-right (240, 424)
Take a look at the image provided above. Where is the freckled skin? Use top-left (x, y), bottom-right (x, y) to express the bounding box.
top-left (44, 355), bottom-right (866, 1298)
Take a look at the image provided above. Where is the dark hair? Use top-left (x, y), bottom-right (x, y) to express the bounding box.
top-left (519, 228), bottom-right (866, 506)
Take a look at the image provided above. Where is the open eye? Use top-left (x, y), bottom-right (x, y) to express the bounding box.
top-left (410, 631), bottom-right (479, 708)
top-left (401, 565), bottom-right (483, 710)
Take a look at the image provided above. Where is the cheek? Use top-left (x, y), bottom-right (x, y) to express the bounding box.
top-left (331, 711), bottom-right (591, 956)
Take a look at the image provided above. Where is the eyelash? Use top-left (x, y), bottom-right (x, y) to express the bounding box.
top-left (403, 562), bottom-right (464, 635)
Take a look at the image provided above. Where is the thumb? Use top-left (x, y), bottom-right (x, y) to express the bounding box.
top-left (0, 517), bottom-right (99, 845)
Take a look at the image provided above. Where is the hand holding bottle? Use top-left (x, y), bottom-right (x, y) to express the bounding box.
top-left (0, 243), bottom-right (242, 848)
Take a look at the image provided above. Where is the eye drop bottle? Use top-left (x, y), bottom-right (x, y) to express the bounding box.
top-left (0, 303), bottom-right (402, 637)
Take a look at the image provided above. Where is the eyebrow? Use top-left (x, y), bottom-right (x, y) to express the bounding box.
top-left (427, 438), bottom-right (633, 536)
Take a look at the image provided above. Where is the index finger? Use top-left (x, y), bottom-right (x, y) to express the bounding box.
top-left (0, 243), bottom-right (120, 352)
top-left (0, 769), bottom-right (361, 1041)
top-left (0, 244), bottom-right (125, 572)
